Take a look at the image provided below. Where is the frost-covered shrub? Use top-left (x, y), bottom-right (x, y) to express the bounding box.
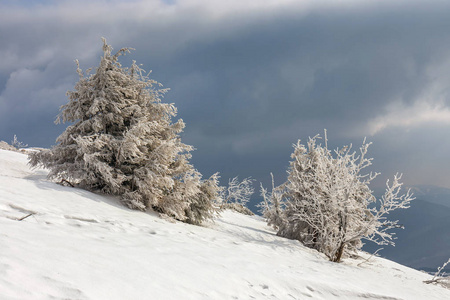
top-left (220, 176), bottom-right (255, 215)
top-left (0, 136), bottom-right (27, 152)
top-left (29, 38), bottom-right (220, 224)
top-left (0, 141), bottom-right (18, 152)
top-left (424, 258), bottom-right (450, 289)
top-left (221, 202), bottom-right (254, 216)
top-left (260, 132), bottom-right (413, 262)
top-left (11, 135), bottom-right (28, 149)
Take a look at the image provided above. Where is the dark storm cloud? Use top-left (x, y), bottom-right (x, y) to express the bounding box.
top-left (1, 0), bottom-right (450, 192)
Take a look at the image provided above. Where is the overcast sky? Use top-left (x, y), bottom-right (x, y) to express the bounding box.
top-left (2, 0), bottom-right (450, 204)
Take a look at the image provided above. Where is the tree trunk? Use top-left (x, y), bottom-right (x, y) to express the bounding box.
top-left (333, 242), bottom-right (345, 262)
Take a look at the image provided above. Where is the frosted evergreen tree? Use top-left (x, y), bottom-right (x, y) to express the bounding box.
top-left (261, 131), bottom-right (413, 262)
top-left (29, 38), bottom-right (219, 225)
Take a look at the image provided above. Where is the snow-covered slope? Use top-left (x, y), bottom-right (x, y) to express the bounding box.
top-left (1, 149), bottom-right (449, 300)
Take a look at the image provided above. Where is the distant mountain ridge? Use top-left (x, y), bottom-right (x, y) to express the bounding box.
top-left (408, 184), bottom-right (450, 208)
top-left (364, 185), bottom-right (450, 272)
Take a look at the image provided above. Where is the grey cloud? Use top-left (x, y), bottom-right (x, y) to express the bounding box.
top-left (1, 0), bottom-right (450, 191)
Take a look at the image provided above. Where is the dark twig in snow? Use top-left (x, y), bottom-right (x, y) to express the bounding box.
top-left (17, 213), bottom-right (34, 221)
top-left (60, 179), bottom-right (74, 187)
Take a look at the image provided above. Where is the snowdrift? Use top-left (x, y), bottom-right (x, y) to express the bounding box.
top-left (1, 149), bottom-right (449, 299)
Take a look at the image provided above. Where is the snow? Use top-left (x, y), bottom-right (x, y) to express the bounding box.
top-left (0, 149), bottom-right (449, 300)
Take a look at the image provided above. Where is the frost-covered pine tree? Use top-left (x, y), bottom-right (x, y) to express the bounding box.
top-left (29, 38), bottom-right (219, 225)
top-left (261, 131), bottom-right (413, 262)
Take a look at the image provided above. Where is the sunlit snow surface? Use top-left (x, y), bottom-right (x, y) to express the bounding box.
top-left (1, 149), bottom-right (449, 299)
